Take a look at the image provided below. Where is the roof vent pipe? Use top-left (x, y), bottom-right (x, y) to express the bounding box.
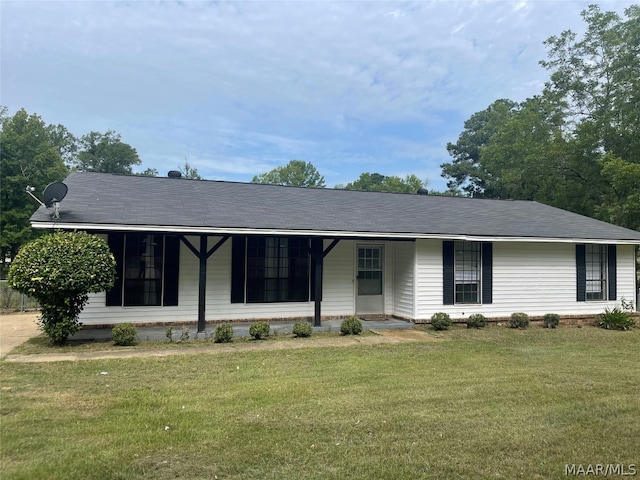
top-left (167, 170), bottom-right (182, 178)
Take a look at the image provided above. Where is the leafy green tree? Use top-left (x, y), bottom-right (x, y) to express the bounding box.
top-left (338, 172), bottom-right (427, 193)
top-left (441, 99), bottom-right (518, 197)
top-left (136, 168), bottom-right (159, 177)
top-left (179, 159), bottom-right (204, 180)
top-left (0, 108), bottom-right (68, 268)
top-left (8, 231), bottom-right (116, 345)
top-left (252, 160), bottom-right (325, 187)
top-left (72, 130), bottom-right (141, 174)
top-left (596, 154), bottom-right (640, 231)
top-left (441, 5), bottom-right (640, 230)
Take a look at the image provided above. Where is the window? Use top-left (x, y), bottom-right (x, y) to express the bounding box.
top-left (585, 244), bottom-right (607, 301)
top-left (124, 234), bottom-right (163, 306)
top-left (106, 233), bottom-right (180, 307)
top-left (357, 246), bottom-right (383, 296)
top-left (576, 244), bottom-right (617, 303)
top-left (245, 237), bottom-right (310, 303)
top-left (443, 241), bottom-right (492, 305)
top-left (455, 241), bottom-right (481, 303)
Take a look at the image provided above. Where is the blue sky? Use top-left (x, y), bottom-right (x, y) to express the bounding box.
top-left (1, 1), bottom-right (634, 191)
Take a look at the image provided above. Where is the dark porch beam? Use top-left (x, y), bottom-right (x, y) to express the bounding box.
top-left (323, 239), bottom-right (340, 258)
top-left (311, 238), bottom-right (324, 327)
top-left (179, 234), bottom-right (230, 334)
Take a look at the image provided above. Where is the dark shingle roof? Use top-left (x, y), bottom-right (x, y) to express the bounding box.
top-left (30, 172), bottom-right (640, 242)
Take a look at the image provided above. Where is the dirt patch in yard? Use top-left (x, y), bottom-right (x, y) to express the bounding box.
top-left (369, 329), bottom-right (444, 342)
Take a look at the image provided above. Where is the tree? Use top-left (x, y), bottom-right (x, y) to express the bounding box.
top-left (136, 168), bottom-right (159, 177)
top-left (8, 231), bottom-right (116, 345)
top-left (0, 108), bottom-right (69, 269)
top-left (440, 5), bottom-right (640, 229)
top-left (72, 130), bottom-right (141, 174)
top-left (441, 99), bottom-right (519, 197)
top-left (252, 160), bottom-right (325, 187)
top-left (338, 172), bottom-right (427, 193)
top-left (179, 159), bottom-right (204, 180)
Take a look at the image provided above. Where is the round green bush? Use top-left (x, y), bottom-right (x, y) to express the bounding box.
top-left (249, 321), bottom-right (270, 340)
top-left (214, 323), bottom-right (234, 343)
top-left (509, 312), bottom-right (530, 329)
top-left (543, 313), bottom-right (560, 329)
top-left (112, 323), bottom-right (137, 346)
top-left (340, 316), bottom-right (363, 335)
top-left (431, 312), bottom-right (452, 331)
top-left (8, 231), bottom-right (116, 345)
top-left (292, 321), bottom-right (312, 338)
top-left (466, 313), bottom-right (487, 329)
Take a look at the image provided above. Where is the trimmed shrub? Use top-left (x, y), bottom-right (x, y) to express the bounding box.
top-left (214, 323), bottom-right (234, 343)
top-left (466, 313), bottom-right (487, 329)
top-left (340, 316), bottom-right (363, 335)
top-left (249, 321), bottom-right (271, 340)
top-left (112, 323), bottom-right (137, 346)
top-left (597, 307), bottom-right (636, 331)
top-left (543, 313), bottom-right (560, 329)
top-left (8, 231), bottom-right (116, 344)
top-left (510, 312), bottom-right (529, 329)
top-left (292, 322), bottom-right (312, 338)
top-left (431, 312), bottom-right (452, 331)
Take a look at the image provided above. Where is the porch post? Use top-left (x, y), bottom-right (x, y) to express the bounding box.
top-left (312, 237), bottom-right (323, 327)
top-left (198, 234), bottom-right (207, 333)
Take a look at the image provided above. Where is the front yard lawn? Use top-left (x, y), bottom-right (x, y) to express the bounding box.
top-left (1, 325), bottom-right (638, 479)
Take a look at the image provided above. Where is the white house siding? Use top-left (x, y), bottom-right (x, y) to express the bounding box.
top-left (414, 239), bottom-right (637, 322)
top-left (322, 240), bottom-right (356, 316)
top-left (393, 241), bottom-right (415, 319)
top-left (79, 235), bottom-right (636, 326)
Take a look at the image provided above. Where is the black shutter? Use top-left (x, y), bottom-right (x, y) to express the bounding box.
top-left (607, 244), bottom-right (617, 301)
top-left (106, 233), bottom-right (124, 306)
top-left (481, 242), bottom-right (493, 304)
top-left (163, 235), bottom-right (180, 306)
top-left (576, 244), bottom-right (586, 302)
top-left (231, 236), bottom-right (246, 303)
top-left (443, 241), bottom-right (455, 305)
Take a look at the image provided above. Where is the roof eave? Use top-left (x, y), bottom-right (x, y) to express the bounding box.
top-left (30, 221), bottom-right (640, 245)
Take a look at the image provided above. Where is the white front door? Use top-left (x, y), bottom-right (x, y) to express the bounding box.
top-left (355, 245), bottom-right (384, 315)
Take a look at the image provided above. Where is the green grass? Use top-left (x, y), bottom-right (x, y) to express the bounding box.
top-left (1, 326), bottom-right (639, 479)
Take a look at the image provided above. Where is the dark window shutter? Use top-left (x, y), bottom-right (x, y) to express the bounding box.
top-left (607, 244), bottom-right (617, 301)
top-left (576, 244), bottom-right (586, 302)
top-left (443, 241), bottom-right (455, 305)
top-left (231, 236), bottom-right (246, 303)
top-left (106, 233), bottom-right (124, 306)
top-left (481, 242), bottom-right (493, 304)
top-left (163, 235), bottom-right (180, 306)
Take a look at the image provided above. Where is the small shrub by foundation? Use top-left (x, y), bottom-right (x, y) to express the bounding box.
top-left (249, 321), bottom-right (271, 340)
top-left (431, 312), bottom-right (452, 331)
top-left (214, 323), bottom-right (234, 343)
top-left (543, 313), bottom-right (560, 329)
top-left (292, 322), bottom-right (312, 338)
top-left (597, 307), bottom-right (635, 331)
top-left (466, 313), bottom-right (487, 329)
top-left (510, 312), bottom-right (530, 329)
top-left (340, 316), bottom-right (363, 335)
top-left (112, 323), bottom-right (137, 346)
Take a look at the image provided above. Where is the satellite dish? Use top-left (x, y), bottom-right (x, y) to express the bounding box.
top-left (43, 182), bottom-right (68, 208)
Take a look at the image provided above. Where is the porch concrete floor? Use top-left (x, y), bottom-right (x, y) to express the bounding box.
top-left (69, 317), bottom-right (414, 342)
